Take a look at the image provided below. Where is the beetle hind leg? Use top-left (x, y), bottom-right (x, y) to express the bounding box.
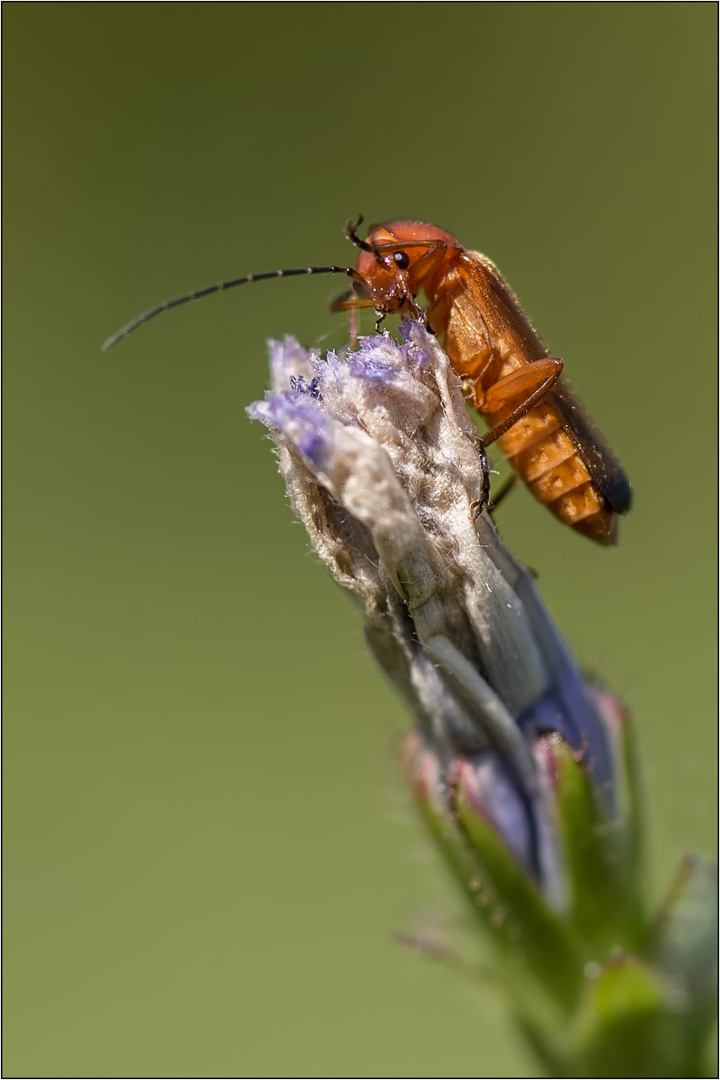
top-left (478, 358), bottom-right (564, 448)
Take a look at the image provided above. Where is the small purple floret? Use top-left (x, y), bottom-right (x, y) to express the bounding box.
top-left (248, 392), bottom-right (335, 470)
top-left (289, 374), bottom-right (322, 399)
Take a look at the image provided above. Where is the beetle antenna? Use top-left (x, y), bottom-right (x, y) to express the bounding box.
top-left (344, 215), bottom-right (378, 255)
top-left (102, 264), bottom-right (365, 350)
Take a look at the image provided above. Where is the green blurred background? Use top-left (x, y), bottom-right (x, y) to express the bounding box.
top-left (4, 5), bottom-right (716, 1076)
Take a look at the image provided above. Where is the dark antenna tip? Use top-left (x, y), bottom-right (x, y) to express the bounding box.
top-left (345, 215), bottom-right (377, 255)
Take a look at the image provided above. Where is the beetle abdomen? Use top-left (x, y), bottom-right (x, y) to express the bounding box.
top-left (495, 400), bottom-right (617, 544)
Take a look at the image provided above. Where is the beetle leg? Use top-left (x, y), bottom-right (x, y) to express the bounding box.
top-left (329, 291), bottom-right (385, 348)
top-left (470, 444), bottom-right (492, 520)
top-left (370, 239), bottom-right (445, 256)
top-left (411, 241), bottom-right (448, 281)
top-left (478, 357), bottom-right (564, 448)
top-left (346, 304), bottom-right (360, 349)
top-left (462, 350), bottom-right (501, 404)
top-left (330, 285), bottom-right (425, 337)
top-left (488, 473), bottom-right (518, 510)
top-left (329, 289), bottom-right (376, 313)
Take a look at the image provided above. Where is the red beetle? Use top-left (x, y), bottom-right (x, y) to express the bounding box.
top-left (103, 217), bottom-right (631, 544)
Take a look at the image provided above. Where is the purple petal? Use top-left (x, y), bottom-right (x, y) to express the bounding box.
top-left (453, 753), bottom-right (535, 875)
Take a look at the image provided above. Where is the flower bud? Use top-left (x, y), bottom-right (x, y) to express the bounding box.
top-left (250, 323), bottom-right (716, 1076)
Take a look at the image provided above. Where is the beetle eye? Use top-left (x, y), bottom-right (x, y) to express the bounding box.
top-left (352, 280), bottom-right (368, 295)
top-left (393, 251), bottom-right (410, 270)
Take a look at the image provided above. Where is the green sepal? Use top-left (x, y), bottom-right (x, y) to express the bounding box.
top-left (573, 954), bottom-right (703, 1078)
top-left (542, 733), bottom-right (645, 956)
top-left (610, 692), bottom-right (644, 898)
top-left (452, 764), bottom-right (582, 1013)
